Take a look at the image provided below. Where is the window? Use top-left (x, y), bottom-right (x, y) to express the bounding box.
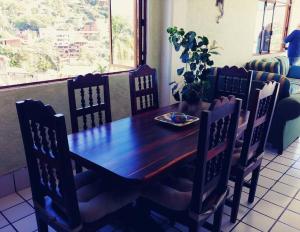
top-left (253, 0), bottom-right (291, 54)
top-left (0, 0), bottom-right (146, 87)
top-left (110, 0), bottom-right (136, 68)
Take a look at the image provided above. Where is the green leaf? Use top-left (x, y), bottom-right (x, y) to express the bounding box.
top-left (202, 36), bottom-right (209, 45)
top-left (188, 31), bottom-right (196, 42)
top-left (201, 48), bottom-right (208, 53)
top-left (184, 71), bottom-right (195, 83)
top-left (180, 53), bottom-right (189, 63)
top-left (177, 67), bottom-right (185, 76)
top-left (179, 28), bottom-right (185, 36)
top-left (172, 36), bottom-right (178, 44)
top-left (174, 43), bottom-right (181, 51)
top-left (199, 64), bottom-right (204, 70)
top-left (189, 39), bottom-right (197, 51)
top-left (207, 60), bottom-right (214, 66)
top-left (198, 41), bottom-right (204, 47)
top-left (190, 63), bottom-right (196, 71)
top-left (209, 51), bottom-right (220, 55)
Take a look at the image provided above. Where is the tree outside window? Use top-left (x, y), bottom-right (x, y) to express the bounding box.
top-left (0, 0), bottom-right (145, 87)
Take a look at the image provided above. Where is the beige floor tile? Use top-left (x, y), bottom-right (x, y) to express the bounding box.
top-left (279, 210), bottom-right (300, 230)
top-left (242, 210), bottom-right (275, 231)
top-left (263, 190), bottom-right (292, 207)
top-left (0, 193), bottom-right (24, 211)
top-left (13, 213), bottom-right (37, 232)
top-left (231, 222), bottom-right (260, 232)
top-left (253, 199), bottom-right (284, 219)
top-left (2, 202), bottom-right (34, 223)
top-left (272, 182), bottom-right (298, 197)
top-left (271, 222), bottom-right (300, 232)
top-left (279, 175), bottom-right (300, 188)
top-left (261, 168), bottom-right (283, 180)
top-left (288, 199), bottom-right (300, 214)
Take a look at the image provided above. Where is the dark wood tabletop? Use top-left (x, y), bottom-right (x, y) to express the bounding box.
top-left (68, 102), bottom-right (249, 182)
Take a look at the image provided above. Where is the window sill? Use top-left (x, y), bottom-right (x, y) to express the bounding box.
top-left (0, 69), bottom-right (135, 92)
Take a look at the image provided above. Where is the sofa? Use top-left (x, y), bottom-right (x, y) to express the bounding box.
top-left (205, 56), bottom-right (300, 154)
top-left (244, 56), bottom-right (300, 154)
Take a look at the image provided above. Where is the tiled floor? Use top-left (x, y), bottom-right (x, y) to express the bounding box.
top-left (1, 140), bottom-right (300, 232)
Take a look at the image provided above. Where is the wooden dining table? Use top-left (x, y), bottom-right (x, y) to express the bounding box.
top-left (68, 102), bottom-right (249, 182)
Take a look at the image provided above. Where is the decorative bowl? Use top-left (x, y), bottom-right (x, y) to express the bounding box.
top-left (154, 112), bottom-right (199, 127)
top-left (170, 112), bottom-right (188, 123)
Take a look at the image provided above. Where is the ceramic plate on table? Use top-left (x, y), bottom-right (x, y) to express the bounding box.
top-left (154, 112), bottom-right (199, 127)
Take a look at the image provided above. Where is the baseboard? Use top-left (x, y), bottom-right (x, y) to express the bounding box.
top-left (0, 166), bottom-right (30, 198)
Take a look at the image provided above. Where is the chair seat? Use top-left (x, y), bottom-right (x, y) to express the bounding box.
top-left (142, 174), bottom-right (229, 222)
top-left (74, 170), bottom-right (100, 190)
top-left (142, 175), bottom-right (193, 211)
top-left (74, 171), bottom-right (139, 224)
top-left (39, 171), bottom-right (139, 227)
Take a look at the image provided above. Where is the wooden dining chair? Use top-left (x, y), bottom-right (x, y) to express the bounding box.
top-left (215, 66), bottom-right (253, 110)
top-left (227, 81), bottom-right (279, 223)
top-left (141, 96), bottom-right (241, 232)
top-left (68, 73), bottom-right (112, 133)
top-left (129, 64), bottom-right (159, 115)
top-left (16, 99), bottom-right (138, 232)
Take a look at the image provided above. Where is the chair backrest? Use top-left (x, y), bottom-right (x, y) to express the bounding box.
top-left (129, 64), bottom-right (159, 115)
top-left (16, 100), bottom-right (81, 228)
top-left (239, 81), bottom-right (279, 166)
top-left (190, 96), bottom-right (241, 214)
top-left (215, 66), bottom-right (253, 110)
top-left (68, 73), bottom-right (112, 133)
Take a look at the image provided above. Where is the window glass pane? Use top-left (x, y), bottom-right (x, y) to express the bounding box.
top-left (253, 1), bottom-right (265, 53)
top-left (111, 0), bottom-right (135, 67)
top-left (0, 0), bottom-right (138, 87)
top-left (260, 2), bottom-right (274, 52)
top-left (270, 3), bottom-right (287, 52)
top-left (0, 0), bottom-right (111, 86)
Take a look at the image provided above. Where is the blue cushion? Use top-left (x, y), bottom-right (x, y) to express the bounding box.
top-left (287, 66), bottom-right (300, 79)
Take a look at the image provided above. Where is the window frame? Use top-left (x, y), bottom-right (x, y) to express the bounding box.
top-left (255, 0), bottom-right (292, 55)
top-left (0, 0), bottom-right (147, 89)
top-left (109, 0), bottom-right (137, 69)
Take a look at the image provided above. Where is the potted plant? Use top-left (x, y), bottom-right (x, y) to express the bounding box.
top-left (167, 26), bottom-right (219, 105)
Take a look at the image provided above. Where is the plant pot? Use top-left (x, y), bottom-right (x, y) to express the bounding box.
top-left (179, 100), bottom-right (202, 116)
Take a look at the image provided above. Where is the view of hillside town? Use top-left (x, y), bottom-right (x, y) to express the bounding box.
top-left (0, 0), bottom-right (135, 86)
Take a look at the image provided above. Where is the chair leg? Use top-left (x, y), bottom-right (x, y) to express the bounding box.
top-left (36, 217), bottom-right (48, 232)
top-left (213, 202), bottom-right (224, 232)
top-left (230, 173), bottom-right (244, 223)
top-left (189, 220), bottom-right (201, 232)
top-left (248, 165), bottom-right (261, 203)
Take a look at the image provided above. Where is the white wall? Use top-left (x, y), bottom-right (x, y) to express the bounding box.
top-left (147, 0), bottom-right (174, 106)
top-left (289, 0), bottom-right (300, 33)
top-left (171, 0), bottom-right (257, 73)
